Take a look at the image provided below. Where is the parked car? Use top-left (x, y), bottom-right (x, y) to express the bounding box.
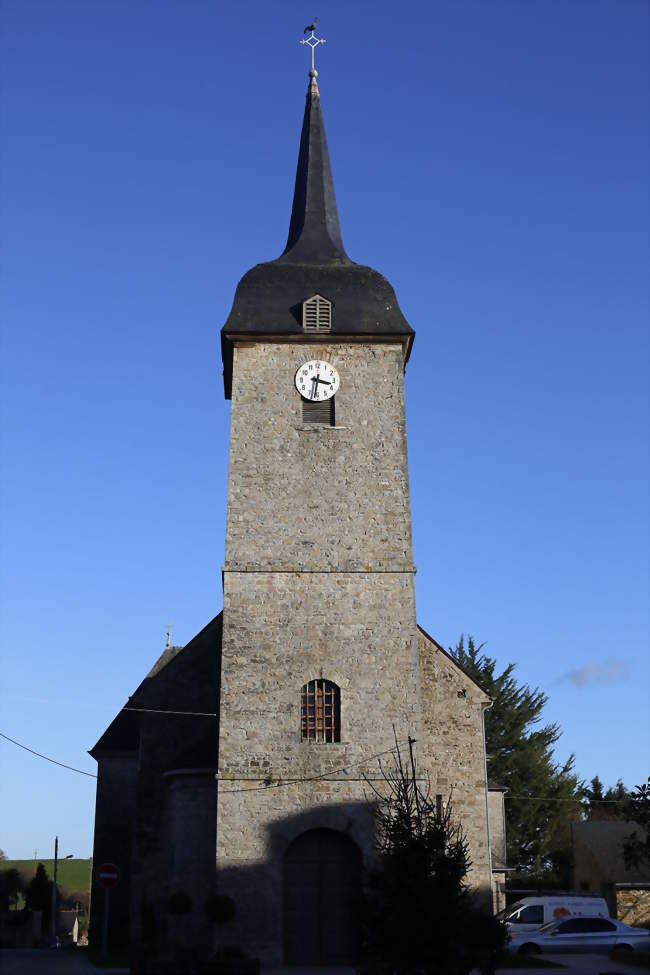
top-left (509, 916), bottom-right (650, 954)
top-left (499, 895), bottom-right (610, 934)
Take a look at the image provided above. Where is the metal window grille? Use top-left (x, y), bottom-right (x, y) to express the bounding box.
top-left (301, 679), bottom-right (340, 742)
top-left (302, 294), bottom-right (332, 331)
top-left (302, 396), bottom-right (335, 426)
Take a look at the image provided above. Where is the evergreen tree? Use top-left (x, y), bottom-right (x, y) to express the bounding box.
top-left (582, 776), bottom-right (629, 820)
top-left (622, 777), bottom-right (650, 869)
top-left (25, 863), bottom-right (54, 926)
top-left (580, 775), bottom-right (648, 869)
top-left (362, 734), bottom-right (506, 975)
top-left (450, 636), bottom-right (582, 881)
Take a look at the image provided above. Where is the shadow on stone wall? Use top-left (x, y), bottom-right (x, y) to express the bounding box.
top-left (126, 786), bottom-right (494, 975)
top-left (132, 796), bottom-right (374, 973)
top-left (215, 797), bottom-right (375, 963)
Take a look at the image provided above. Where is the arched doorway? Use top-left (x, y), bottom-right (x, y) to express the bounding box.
top-left (283, 828), bottom-right (362, 964)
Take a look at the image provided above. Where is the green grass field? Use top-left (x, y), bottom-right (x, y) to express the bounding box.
top-left (2, 858), bottom-right (91, 895)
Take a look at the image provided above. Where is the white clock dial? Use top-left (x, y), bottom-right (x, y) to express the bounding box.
top-left (295, 360), bottom-right (340, 402)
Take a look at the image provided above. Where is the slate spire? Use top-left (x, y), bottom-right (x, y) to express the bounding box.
top-left (221, 66), bottom-right (414, 398)
top-left (280, 71), bottom-right (349, 264)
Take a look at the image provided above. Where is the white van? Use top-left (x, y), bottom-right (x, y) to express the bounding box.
top-left (500, 895), bottom-right (610, 934)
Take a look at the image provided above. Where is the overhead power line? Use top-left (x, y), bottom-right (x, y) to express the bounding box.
top-left (0, 729), bottom-right (410, 790)
top-left (0, 732), bottom-right (97, 779)
top-left (506, 793), bottom-right (629, 804)
top-left (218, 740), bottom-right (413, 794)
top-left (0, 730), bottom-right (637, 806)
top-left (123, 706), bottom-right (217, 717)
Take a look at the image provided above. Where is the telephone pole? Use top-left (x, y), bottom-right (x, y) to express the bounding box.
top-left (50, 839), bottom-right (73, 943)
top-left (50, 836), bottom-right (58, 941)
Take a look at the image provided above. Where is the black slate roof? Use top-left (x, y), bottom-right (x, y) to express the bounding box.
top-left (221, 73), bottom-right (414, 398)
top-left (89, 614), bottom-right (222, 758)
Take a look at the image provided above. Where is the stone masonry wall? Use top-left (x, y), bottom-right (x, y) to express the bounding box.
top-left (217, 571), bottom-right (421, 962)
top-left (164, 771), bottom-right (218, 956)
top-left (487, 790), bottom-right (507, 913)
top-left (89, 756), bottom-right (138, 950)
top-left (224, 342), bottom-right (414, 572)
top-left (487, 789), bottom-right (506, 868)
top-left (216, 782), bottom-right (375, 961)
top-left (127, 620), bottom-right (221, 963)
top-left (616, 888), bottom-right (650, 928)
top-left (218, 341), bottom-right (421, 961)
top-left (418, 629), bottom-right (492, 898)
top-left (219, 571), bottom-right (420, 778)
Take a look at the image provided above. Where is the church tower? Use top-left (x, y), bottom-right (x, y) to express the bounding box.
top-left (217, 67), bottom-right (420, 963)
top-left (89, 53), bottom-right (497, 973)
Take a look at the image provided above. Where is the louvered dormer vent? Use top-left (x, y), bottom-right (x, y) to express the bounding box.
top-left (302, 294), bottom-right (332, 331)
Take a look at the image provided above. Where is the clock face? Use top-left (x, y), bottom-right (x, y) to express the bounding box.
top-left (295, 359), bottom-right (340, 402)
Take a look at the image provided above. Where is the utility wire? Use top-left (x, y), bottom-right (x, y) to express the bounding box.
top-left (123, 707), bottom-right (217, 717)
top-left (1, 730), bottom-right (636, 805)
top-left (0, 729), bottom-right (407, 789)
top-left (506, 793), bottom-right (630, 804)
top-left (218, 740), bottom-right (412, 794)
top-left (0, 732), bottom-right (97, 779)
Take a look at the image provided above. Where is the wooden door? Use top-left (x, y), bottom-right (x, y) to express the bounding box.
top-left (284, 828), bottom-right (361, 964)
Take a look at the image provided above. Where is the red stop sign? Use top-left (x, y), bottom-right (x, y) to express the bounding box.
top-left (98, 863), bottom-right (120, 888)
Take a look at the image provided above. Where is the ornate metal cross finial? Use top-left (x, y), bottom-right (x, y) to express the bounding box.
top-left (300, 19), bottom-right (326, 73)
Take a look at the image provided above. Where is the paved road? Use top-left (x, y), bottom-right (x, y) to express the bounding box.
top-left (265, 957), bottom-right (646, 975)
top-left (265, 956), bottom-right (646, 975)
top-left (261, 957), bottom-right (646, 975)
top-left (0, 949), bottom-right (126, 974)
top-left (480, 952), bottom-right (645, 974)
top-left (536, 952), bottom-right (644, 973)
top-left (0, 950), bottom-right (645, 975)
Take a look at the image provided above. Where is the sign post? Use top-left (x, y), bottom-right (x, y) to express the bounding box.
top-left (97, 863), bottom-right (120, 958)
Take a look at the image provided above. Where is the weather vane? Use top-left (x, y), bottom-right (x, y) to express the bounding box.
top-left (301, 18), bottom-right (326, 73)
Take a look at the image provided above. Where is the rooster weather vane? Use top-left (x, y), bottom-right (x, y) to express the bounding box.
top-left (301, 17), bottom-right (326, 73)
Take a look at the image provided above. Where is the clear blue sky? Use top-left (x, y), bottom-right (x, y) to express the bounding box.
top-left (1, 0), bottom-right (648, 859)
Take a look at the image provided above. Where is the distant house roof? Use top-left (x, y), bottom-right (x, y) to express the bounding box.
top-left (488, 780), bottom-right (509, 792)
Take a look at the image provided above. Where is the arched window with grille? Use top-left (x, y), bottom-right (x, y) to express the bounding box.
top-left (301, 679), bottom-right (340, 742)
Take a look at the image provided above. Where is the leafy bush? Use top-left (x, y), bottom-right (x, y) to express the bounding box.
top-left (0, 868), bottom-right (23, 911)
top-left (5, 909), bottom-right (31, 929)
